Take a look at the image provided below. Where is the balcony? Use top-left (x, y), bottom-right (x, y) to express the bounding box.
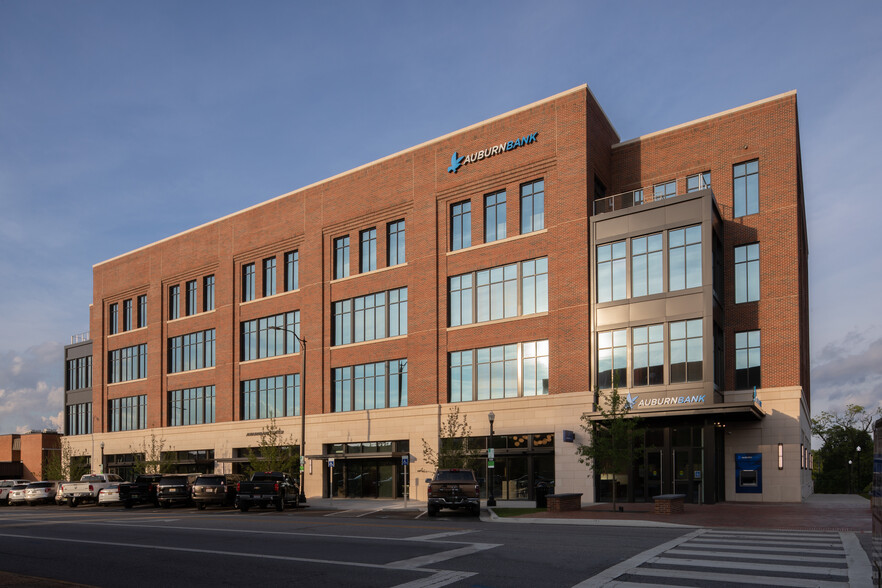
top-left (594, 182), bottom-right (713, 215)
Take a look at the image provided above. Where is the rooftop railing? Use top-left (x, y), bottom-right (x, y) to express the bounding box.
top-left (593, 185), bottom-right (713, 215)
top-left (70, 332), bottom-right (90, 344)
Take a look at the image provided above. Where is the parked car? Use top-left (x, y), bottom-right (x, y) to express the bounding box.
top-left (65, 473), bottom-right (125, 507)
top-left (426, 469), bottom-right (481, 517)
top-left (0, 480), bottom-right (30, 504)
top-left (7, 484), bottom-right (29, 506)
top-left (25, 481), bottom-right (59, 505)
top-left (98, 484), bottom-right (124, 506)
top-left (55, 481), bottom-right (71, 505)
top-left (236, 471), bottom-right (299, 512)
top-left (192, 474), bottom-right (244, 510)
top-left (156, 474), bottom-right (201, 508)
top-left (118, 474), bottom-right (163, 509)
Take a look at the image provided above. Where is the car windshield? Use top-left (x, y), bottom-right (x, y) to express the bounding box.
top-left (194, 476), bottom-right (223, 485)
top-left (434, 471), bottom-right (475, 482)
top-left (29, 482), bottom-right (52, 488)
top-left (12, 485), bottom-right (27, 490)
top-left (81, 476), bottom-right (106, 482)
top-left (159, 477), bottom-right (188, 485)
top-left (251, 474), bottom-right (282, 482)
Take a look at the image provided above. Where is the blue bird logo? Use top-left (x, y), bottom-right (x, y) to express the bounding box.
top-left (448, 152), bottom-right (465, 173)
top-left (626, 393), bottom-right (639, 410)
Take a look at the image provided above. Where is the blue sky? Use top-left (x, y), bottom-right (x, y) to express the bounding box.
top-left (1, 1), bottom-right (880, 434)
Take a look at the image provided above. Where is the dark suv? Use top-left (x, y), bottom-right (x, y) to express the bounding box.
top-left (192, 474), bottom-right (244, 510)
top-left (156, 474), bottom-right (200, 508)
top-left (119, 474), bottom-right (163, 508)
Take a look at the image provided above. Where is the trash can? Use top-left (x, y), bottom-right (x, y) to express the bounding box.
top-left (535, 482), bottom-right (550, 508)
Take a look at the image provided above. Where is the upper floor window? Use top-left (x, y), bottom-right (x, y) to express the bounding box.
top-left (597, 241), bottom-right (626, 302)
top-left (109, 395), bottom-right (147, 432)
top-left (263, 257), bottom-right (276, 297)
top-left (632, 233), bottom-right (663, 297)
top-left (360, 228), bottom-right (377, 273)
top-left (66, 356), bottom-right (92, 391)
top-left (387, 220), bottom-right (405, 266)
top-left (108, 344), bottom-right (147, 383)
top-left (484, 190), bottom-right (507, 243)
top-left (734, 243), bottom-right (760, 303)
top-left (122, 299), bottom-right (132, 332)
top-left (733, 160), bottom-right (759, 217)
top-left (653, 180), bottom-right (676, 201)
top-left (597, 329), bottom-right (627, 389)
top-left (686, 172), bottom-right (711, 192)
top-left (169, 386), bottom-right (216, 426)
top-left (449, 257), bottom-right (548, 327)
top-left (332, 287), bottom-right (407, 346)
top-left (242, 263), bottom-right (255, 302)
top-left (670, 319), bottom-right (702, 383)
top-left (451, 201), bottom-right (472, 251)
top-left (669, 226), bottom-right (702, 291)
top-left (284, 251), bottom-right (299, 291)
top-left (450, 340), bottom-right (548, 402)
top-left (203, 276), bottom-right (215, 311)
top-left (735, 330), bottom-right (761, 389)
top-left (168, 329), bottom-right (216, 373)
top-left (109, 303), bottom-right (119, 334)
top-left (241, 311), bottom-right (300, 361)
top-left (137, 295), bottom-right (147, 328)
top-left (332, 359), bottom-right (407, 413)
top-left (66, 402), bottom-right (92, 436)
top-left (186, 280), bottom-right (198, 315)
top-left (334, 236), bottom-right (350, 279)
top-left (520, 179), bottom-right (544, 234)
top-left (169, 286), bottom-right (180, 319)
top-left (632, 324), bottom-right (664, 387)
top-left (242, 374), bottom-right (300, 420)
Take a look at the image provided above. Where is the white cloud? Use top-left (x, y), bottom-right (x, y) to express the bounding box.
top-left (811, 330), bottom-right (882, 418)
top-left (0, 341), bottom-right (65, 434)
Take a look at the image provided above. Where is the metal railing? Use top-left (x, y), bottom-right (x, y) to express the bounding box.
top-left (593, 186), bottom-right (713, 215)
top-left (70, 332), bottom-right (90, 344)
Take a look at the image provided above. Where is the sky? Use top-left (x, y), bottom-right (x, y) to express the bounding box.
top-left (1, 1), bottom-right (880, 437)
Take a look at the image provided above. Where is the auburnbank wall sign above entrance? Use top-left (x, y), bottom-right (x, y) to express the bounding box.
top-left (626, 392), bottom-right (707, 410)
top-left (447, 132), bottom-right (539, 173)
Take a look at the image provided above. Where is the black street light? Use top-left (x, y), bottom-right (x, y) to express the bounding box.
top-left (856, 445), bottom-right (862, 494)
top-left (848, 459), bottom-right (853, 494)
top-left (487, 411), bottom-right (496, 507)
top-left (269, 326), bottom-right (307, 504)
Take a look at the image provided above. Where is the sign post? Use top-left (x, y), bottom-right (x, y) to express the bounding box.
top-left (401, 455), bottom-right (409, 508)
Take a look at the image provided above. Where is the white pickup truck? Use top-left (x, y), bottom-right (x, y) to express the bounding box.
top-left (65, 473), bottom-right (124, 507)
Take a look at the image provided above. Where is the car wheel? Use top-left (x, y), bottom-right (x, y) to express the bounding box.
top-left (259, 503), bottom-right (267, 509)
top-left (239, 503), bottom-right (249, 512)
top-left (124, 502), bottom-right (133, 509)
top-left (160, 501), bottom-right (170, 509)
top-left (427, 506), bottom-right (438, 517)
top-left (69, 498), bottom-right (77, 508)
top-left (197, 503), bottom-right (206, 511)
top-left (275, 497), bottom-right (284, 512)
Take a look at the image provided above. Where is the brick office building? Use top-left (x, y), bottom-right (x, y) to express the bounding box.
top-left (64, 85), bottom-right (811, 503)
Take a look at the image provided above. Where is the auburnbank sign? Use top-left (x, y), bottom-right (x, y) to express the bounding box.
top-left (447, 132), bottom-right (538, 173)
top-left (626, 392), bottom-right (706, 410)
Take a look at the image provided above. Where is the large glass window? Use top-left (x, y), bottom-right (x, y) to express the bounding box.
top-left (521, 257), bottom-right (549, 315)
top-left (388, 220), bottom-right (405, 266)
top-left (241, 311), bottom-right (300, 361)
top-left (168, 386), bottom-right (216, 426)
top-left (263, 257), bottom-right (276, 297)
top-left (203, 276), bottom-right (215, 311)
top-left (332, 287), bottom-right (407, 346)
top-left (66, 402), bottom-right (92, 436)
top-left (449, 258), bottom-right (547, 327)
top-left (735, 243), bottom-right (760, 303)
top-left (285, 251), bottom-right (299, 291)
top-left (109, 395), bottom-right (147, 432)
top-left (109, 303), bottom-right (119, 334)
top-left (520, 179), bottom-right (544, 234)
top-left (168, 329), bottom-right (215, 373)
top-left (242, 374), bottom-right (300, 420)
top-left (65, 356), bottom-right (92, 391)
top-left (597, 329), bottom-right (627, 389)
top-left (669, 226), bottom-right (702, 291)
top-left (242, 263), bottom-right (255, 302)
top-left (451, 200), bottom-right (471, 251)
top-left (108, 344), bottom-right (147, 383)
top-left (137, 295), bottom-right (147, 328)
top-left (477, 264), bottom-right (517, 322)
top-left (123, 299), bottom-right (132, 332)
top-left (653, 180), bottom-right (676, 201)
top-left (522, 340), bottom-right (549, 396)
top-left (334, 236), bottom-right (350, 279)
top-left (632, 324), bottom-right (664, 386)
top-left (670, 319), bottom-right (703, 383)
top-left (632, 233), bottom-right (663, 297)
top-left (597, 241), bottom-right (626, 302)
top-left (686, 172), bottom-right (711, 192)
top-left (449, 341), bottom-right (548, 402)
top-left (332, 360), bottom-right (407, 412)
top-left (169, 286), bottom-right (180, 319)
top-left (733, 159), bottom-right (759, 217)
top-left (484, 190), bottom-right (507, 243)
top-left (186, 280), bottom-right (197, 315)
top-left (735, 330), bottom-right (761, 389)
top-left (360, 228), bottom-right (377, 273)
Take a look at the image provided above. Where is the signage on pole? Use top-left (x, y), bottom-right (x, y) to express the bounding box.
top-left (401, 456), bottom-right (408, 466)
top-left (328, 458), bottom-right (335, 468)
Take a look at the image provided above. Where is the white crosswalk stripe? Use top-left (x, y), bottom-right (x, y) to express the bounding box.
top-left (585, 528), bottom-right (860, 587)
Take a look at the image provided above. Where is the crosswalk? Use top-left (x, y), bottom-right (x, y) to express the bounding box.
top-left (588, 528), bottom-right (864, 587)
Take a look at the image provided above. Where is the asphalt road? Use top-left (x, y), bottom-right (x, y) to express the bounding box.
top-left (0, 504), bottom-right (688, 587)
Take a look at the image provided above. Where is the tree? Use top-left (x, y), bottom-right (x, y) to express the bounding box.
top-left (42, 439), bottom-right (90, 481)
top-left (812, 404), bottom-right (878, 494)
top-left (131, 433), bottom-right (176, 476)
top-left (577, 384), bottom-right (643, 512)
top-left (421, 405), bottom-right (483, 473)
top-left (243, 418), bottom-right (300, 476)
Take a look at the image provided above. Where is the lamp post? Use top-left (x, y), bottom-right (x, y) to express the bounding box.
top-left (848, 459), bottom-right (853, 494)
top-left (487, 411), bottom-right (496, 507)
top-left (99, 441), bottom-right (105, 475)
top-left (856, 446), bottom-right (862, 494)
top-left (269, 326), bottom-right (307, 504)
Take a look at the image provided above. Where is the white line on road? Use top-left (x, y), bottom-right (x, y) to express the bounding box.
top-left (406, 530), bottom-right (476, 542)
top-left (668, 547), bottom-right (846, 564)
top-left (625, 566), bottom-right (849, 587)
top-left (386, 544), bottom-right (499, 569)
top-left (685, 540), bottom-right (844, 554)
top-left (650, 555), bottom-right (848, 577)
top-left (391, 570), bottom-right (477, 588)
top-left (841, 531), bottom-right (874, 587)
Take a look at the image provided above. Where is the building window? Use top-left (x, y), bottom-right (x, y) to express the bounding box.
top-left (242, 263), bottom-right (255, 302)
top-left (108, 344), bottom-right (147, 383)
top-left (520, 179), bottom-right (544, 234)
top-left (168, 329), bottom-right (215, 373)
top-left (203, 276), bottom-right (215, 312)
top-left (632, 324), bottom-right (664, 386)
top-left (669, 225), bottom-right (702, 291)
top-left (65, 356), bottom-right (92, 391)
top-left (66, 402), bottom-right (92, 436)
top-left (241, 311), bottom-right (300, 361)
top-left (449, 257), bottom-right (547, 327)
top-left (597, 329), bottom-right (627, 389)
top-left (451, 200), bottom-right (471, 251)
top-left (735, 243), bottom-right (760, 303)
top-left (449, 340), bottom-right (548, 402)
top-left (387, 220), bottom-right (405, 266)
top-left (169, 285), bottom-right (180, 319)
top-left (360, 228), bottom-right (377, 273)
top-left (653, 180), bottom-right (676, 201)
top-left (168, 386), bottom-right (216, 426)
top-left (670, 319), bottom-right (702, 383)
top-left (122, 300), bottom-right (132, 332)
top-left (687, 172), bottom-right (711, 192)
top-left (263, 257), bottom-right (276, 297)
top-left (186, 280), bottom-right (197, 315)
top-left (332, 287), bottom-right (406, 346)
top-left (284, 251), bottom-right (299, 291)
top-left (484, 190), bottom-right (507, 243)
top-left (733, 159), bottom-right (759, 217)
top-left (632, 233), bottom-right (663, 297)
top-left (109, 395), bottom-right (147, 432)
top-left (137, 295), bottom-right (147, 328)
top-left (334, 236), bottom-right (350, 279)
top-left (735, 330), bottom-right (761, 389)
top-left (332, 359), bottom-right (407, 413)
top-left (242, 374), bottom-right (300, 420)
top-left (109, 303), bottom-right (119, 334)
top-left (597, 241), bottom-right (626, 303)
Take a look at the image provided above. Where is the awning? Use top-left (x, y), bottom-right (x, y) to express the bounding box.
top-left (583, 401), bottom-right (765, 422)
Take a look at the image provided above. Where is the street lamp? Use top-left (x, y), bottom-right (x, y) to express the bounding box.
top-left (848, 459), bottom-right (853, 494)
top-left (487, 411), bottom-right (496, 507)
top-left (269, 326), bottom-right (307, 504)
top-left (99, 441), bottom-right (105, 475)
top-left (856, 446), bottom-right (862, 493)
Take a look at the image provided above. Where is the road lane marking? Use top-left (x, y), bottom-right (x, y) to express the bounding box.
top-left (650, 555), bottom-right (848, 577)
top-left (391, 570), bottom-right (476, 588)
top-left (386, 543), bottom-right (499, 569)
top-left (406, 530), bottom-right (475, 542)
top-left (668, 548), bottom-right (846, 564)
top-left (625, 567), bottom-right (849, 587)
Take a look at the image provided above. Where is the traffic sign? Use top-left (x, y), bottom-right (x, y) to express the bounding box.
top-left (328, 458), bottom-right (335, 468)
top-left (401, 456), bottom-right (409, 466)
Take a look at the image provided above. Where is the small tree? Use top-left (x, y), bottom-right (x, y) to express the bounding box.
top-left (421, 405), bottom-right (483, 473)
top-left (42, 439), bottom-right (90, 481)
top-left (132, 433), bottom-right (176, 476)
top-left (812, 403), bottom-right (879, 493)
top-left (577, 384), bottom-right (643, 512)
top-left (243, 418), bottom-right (300, 476)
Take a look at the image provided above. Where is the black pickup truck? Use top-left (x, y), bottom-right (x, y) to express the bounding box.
top-left (118, 474), bottom-right (163, 508)
top-left (236, 472), bottom-right (299, 512)
top-left (427, 469), bottom-right (481, 516)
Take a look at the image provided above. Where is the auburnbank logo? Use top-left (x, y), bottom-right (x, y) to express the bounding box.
top-left (448, 131), bottom-right (539, 173)
top-left (631, 394), bottom-right (706, 409)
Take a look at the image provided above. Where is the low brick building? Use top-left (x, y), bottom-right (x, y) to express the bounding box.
top-left (0, 431), bottom-right (62, 481)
